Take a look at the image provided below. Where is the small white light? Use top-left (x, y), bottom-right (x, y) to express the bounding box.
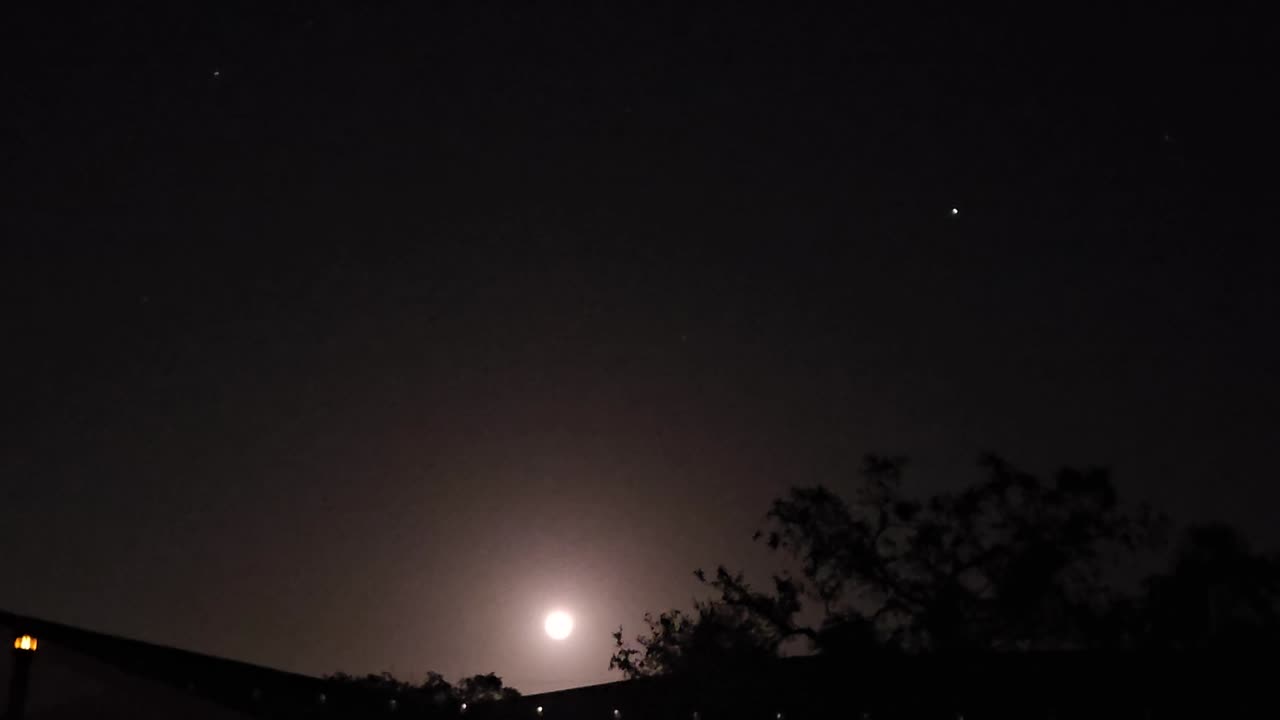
top-left (213, 70), bottom-right (221, 78)
top-left (537, 707), bottom-right (544, 715)
top-left (614, 711), bottom-right (622, 719)
top-left (389, 698), bottom-right (398, 711)
top-left (777, 714), bottom-right (784, 720)
top-left (461, 703), bottom-right (468, 712)
top-left (950, 207), bottom-right (959, 215)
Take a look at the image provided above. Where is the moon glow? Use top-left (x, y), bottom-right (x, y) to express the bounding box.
top-left (544, 611), bottom-right (574, 640)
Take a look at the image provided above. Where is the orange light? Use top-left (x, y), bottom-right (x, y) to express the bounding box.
top-left (14, 635), bottom-right (37, 651)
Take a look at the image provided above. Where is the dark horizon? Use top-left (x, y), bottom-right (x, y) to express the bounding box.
top-left (2, 2), bottom-right (1275, 693)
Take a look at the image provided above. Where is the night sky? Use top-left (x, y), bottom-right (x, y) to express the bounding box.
top-left (2, 2), bottom-right (1275, 693)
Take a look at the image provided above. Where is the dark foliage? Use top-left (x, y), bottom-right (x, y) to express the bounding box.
top-left (611, 454), bottom-right (1280, 677)
top-left (323, 670), bottom-right (519, 712)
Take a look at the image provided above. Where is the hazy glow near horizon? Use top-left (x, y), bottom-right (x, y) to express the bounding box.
top-left (544, 610), bottom-right (574, 640)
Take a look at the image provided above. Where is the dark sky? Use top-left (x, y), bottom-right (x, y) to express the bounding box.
top-left (2, 1), bottom-right (1275, 693)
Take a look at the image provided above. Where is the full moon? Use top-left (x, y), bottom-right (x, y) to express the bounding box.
top-left (544, 611), bottom-right (574, 640)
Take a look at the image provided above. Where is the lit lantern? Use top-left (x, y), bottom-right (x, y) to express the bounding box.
top-left (13, 635), bottom-right (37, 651)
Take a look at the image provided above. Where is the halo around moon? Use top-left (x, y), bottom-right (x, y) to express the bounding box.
top-left (544, 610), bottom-right (574, 640)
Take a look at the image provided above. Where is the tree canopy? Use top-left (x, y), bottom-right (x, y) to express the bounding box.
top-left (323, 670), bottom-right (519, 712)
top-left (611, 455), bottom-right (1280, 678)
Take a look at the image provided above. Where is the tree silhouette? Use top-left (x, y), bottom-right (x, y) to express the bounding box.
top-left (420, 671), bottom-right (456, 706)
top-left (1140, 523), bottom-right (1280, 648)
top-left (608, 601), bottom-right (782, 678)
top-left (608, 454), bottom-right (1270, 678)
top-left (324, 670), bottom-right (520, 710)
top-left (455, 672), bottom-right (521, 703)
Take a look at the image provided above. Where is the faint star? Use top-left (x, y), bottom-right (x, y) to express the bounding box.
top-left (950, 207), bottom-right (959, 216)
top-left (212, 70), bottom-right (221, 78)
